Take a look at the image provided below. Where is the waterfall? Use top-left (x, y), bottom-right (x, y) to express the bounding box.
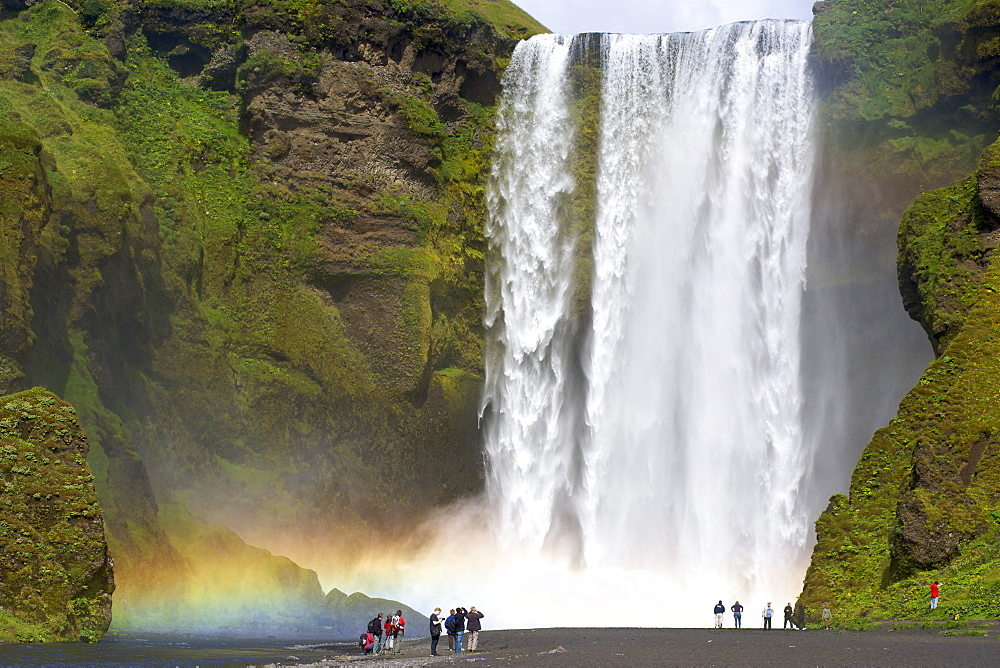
top-left (484, 21), bottom-right (816, 608)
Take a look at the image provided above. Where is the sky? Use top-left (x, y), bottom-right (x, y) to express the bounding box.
top-left (513, 0), bottom-right (817, 35)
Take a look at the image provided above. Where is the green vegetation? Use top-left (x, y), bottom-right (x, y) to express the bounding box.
top-left (813, 0), bottom-right (1000, 188)
top-left (0, 0), bottom-right (525, 634)
top-left (0, 388), bottom-right (113, 643)
top-left (438, 0), bottom-right (547, 38)
top-left (897, 174), bottom-right (988, 352)
top-left (798, 0), bottom-right (1000, 629)
top-left (814, 0), bottom-right (1000, 121)
top-left (799, 136), bottom-right (1000, 626)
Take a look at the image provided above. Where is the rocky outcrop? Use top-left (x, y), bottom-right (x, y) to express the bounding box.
top-left (897, 150), bottom-right (1000, 354)
top-left (0, 388), bottom-right (114, 642)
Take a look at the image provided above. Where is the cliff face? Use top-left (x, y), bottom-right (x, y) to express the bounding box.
top-left (0, 0), bottom-right (542, 632)
top-left (0, 388), bottom-right (114, 642)
top-left (799, 0), bottom-right (1000, 625)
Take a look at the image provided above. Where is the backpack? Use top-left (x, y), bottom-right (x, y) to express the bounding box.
top-left (445, 616), bottom-right (456, 633)
top-left (367, 618), bottom-right (378, 634)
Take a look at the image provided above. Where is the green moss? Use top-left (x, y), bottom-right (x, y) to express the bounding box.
top-left (237, 49), bottom-right (323, 95)
top-left (897, 173), bottom-right (986, 351)
top-left (0, 388), bottom-right (113, 643)
top-left (800, 168), bottom-right (1000, 623)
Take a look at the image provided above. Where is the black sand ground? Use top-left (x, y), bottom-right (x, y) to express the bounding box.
top-left (286, 624), bottom-right (1000, 666)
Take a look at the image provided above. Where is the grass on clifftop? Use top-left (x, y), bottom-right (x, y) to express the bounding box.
top-left (438, 0), bottom-right (547, 38)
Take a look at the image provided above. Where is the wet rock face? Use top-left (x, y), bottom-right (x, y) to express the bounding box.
top-left (0, 388), bottom-right (114, 643)
top-left (234, 16), bottom-right (504, 395)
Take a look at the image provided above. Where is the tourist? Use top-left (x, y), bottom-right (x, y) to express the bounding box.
top-left (713, 600), bottom-right (725, 628)
top-left (429, 607), bottom-right (443, 656)
top-left (762, 602), bottom-right (773, 629)
top-left (454, 606), bottom-right (467, 653)
top-left (466, 606), bottom-right (485, 651)
top-left (445, 609), bottom-right (457, 651)
top-left (383, 613), bottom-right (394, 653)
top-left (930, 581), bottom-right (940, 609)
top-left (822, 605), bottom-right (832, 629)
top-left (783, 603), bottom-right (794, 629)
top-left (731, 600), bottom-right (743, 628)
top-left (368, 612), bottom-right (383, 654)
top-left (394, 609), bottom-right (406, 653)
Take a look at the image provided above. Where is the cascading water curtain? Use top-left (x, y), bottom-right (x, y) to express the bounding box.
top-left (484, 20), bottom-right (816, 604)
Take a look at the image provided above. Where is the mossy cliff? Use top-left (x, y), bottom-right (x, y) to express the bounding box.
top-left (799, 0), bottom-right (1000, 625)
top-left (0, 0), bottom-right (542, 633)
top-left (0, 388), bottom-right (114, 643)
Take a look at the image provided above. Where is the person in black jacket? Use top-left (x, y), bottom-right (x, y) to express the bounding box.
top-left (368, 613), bottom-right (383, 654)
top-left (783, 603), bottom-right (794, 629)
top-left (465, 607), bottom-right (485, 651)
top-left (429, 607), bottom-right (443, 656)
top-left (453, 607), bottom-right (467, 653)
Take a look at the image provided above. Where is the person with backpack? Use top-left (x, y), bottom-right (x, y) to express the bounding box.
top-left (359, 631), bottom-right (374, 654)
top-left (429, 607), bottom-right (443, 656)
top-left (453, 606), bottom-right (467, 653)
top-left (465, 607), bottom-right (485, 651)
top-left (394, 609), bottom-right (406, 654)
top-left (444, 609), bottom-right (457, 651)
top-left (368, 613), bottom-right (383, 654)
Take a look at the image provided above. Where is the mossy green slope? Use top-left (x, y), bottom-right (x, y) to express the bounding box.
top-left (0, 388), bottom-right (114, 643)
top-left (0, 0), bottom-right (528, 632)
top-left (799, 0), bottom-right (1000, 627)
top-left (798, 136), bottom-right (1000, 625)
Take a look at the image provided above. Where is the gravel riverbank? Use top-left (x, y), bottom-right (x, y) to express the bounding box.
top-left (276, 623), bottom-right (1000, 666)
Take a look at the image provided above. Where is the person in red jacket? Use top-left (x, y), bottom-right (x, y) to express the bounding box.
top-left (383, 614), bottom-right (395, 653)
top-left (930, 581), bottom-right (940, 609)
top-left (394, 610), bottom-right (406, 654)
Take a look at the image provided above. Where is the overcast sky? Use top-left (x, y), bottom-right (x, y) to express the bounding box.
top-left (514, 0), bottom-right (816, 35)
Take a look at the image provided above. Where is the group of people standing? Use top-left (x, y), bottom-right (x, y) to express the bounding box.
top-left (361, 606), bottom-right (485, 656)
top-left (429, 606), bottom-right (485, 655)
top-left (361, 610), bottom-right (406, 655)
top-left (713, 601), bottom-right (833, 630)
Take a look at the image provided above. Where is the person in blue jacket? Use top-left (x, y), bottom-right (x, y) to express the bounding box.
top-left (731, 600), bottom-right (744, 628)
top-left (713, 600), bottom-right (725, 628)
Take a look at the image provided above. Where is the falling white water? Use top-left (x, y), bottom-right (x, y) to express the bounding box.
top-left (482, 34), bottom-right (586, 556)
top-left (481, 21), bottom-right (817, 622)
